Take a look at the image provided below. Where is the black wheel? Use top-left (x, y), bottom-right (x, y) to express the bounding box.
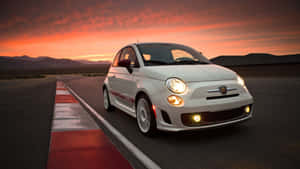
top-left (103, 87), bottom-right (113, 111)
top-left (136, 95), bottom-right (157, 136)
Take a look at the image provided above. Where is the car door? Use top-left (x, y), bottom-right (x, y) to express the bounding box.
top-left (107, 50), bottom-right (121, 98)
top-left (113, 47), bottom-right (139, 110)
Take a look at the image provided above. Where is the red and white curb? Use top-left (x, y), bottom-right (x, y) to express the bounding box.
top-left (47, 81), bottom-right (133, 169)
top-left (52, 81), bottom-right (98, 131)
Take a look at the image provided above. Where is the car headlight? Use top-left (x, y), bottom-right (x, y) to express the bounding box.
top-left (166, 78), bottom-right (187, 94)
top-left (237, 75), bottom-right (245, 87)
top-left (167, 95), bottom-right (184, 106)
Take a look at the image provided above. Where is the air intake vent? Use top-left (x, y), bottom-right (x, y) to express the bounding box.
top-left (161, 110), bottom-right (172, 124)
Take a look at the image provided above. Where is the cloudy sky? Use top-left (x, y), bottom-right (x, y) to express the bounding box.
top-left (0, 0), bottom-right (299, 60)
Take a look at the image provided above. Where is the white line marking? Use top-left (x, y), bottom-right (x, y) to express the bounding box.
top-left (56, 90), bottom-right (70, 95)
top-left (67, 86), bottom-right (162, 169)
top-left (52, 98), bottom-right (99, 132)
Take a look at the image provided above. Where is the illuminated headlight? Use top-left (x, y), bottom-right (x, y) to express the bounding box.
top-left (166, 78), bottom-right (187, 94)
top-left (244, 105), bottom-right (251, 113)
top-left (192, 114), bottom-right (201, 122)
top-left (237, 75), bottom-right (245, 87)
top-left (167, 95), bottom-right (184, 106)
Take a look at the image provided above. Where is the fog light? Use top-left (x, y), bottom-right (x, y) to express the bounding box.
top-left (244, 105), bottom-right (251, 113)
top-left (192, 114), bottom-right (201, 122)
top-left (167, 95), bottom-right (184, 106)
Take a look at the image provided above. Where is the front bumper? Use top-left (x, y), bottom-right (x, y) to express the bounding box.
top-left (155, 100), bottom-right (253, 132)
top-left (156, 106), bottom-right (253, 132)
top-left (148, 79), bottom-right (254, 132)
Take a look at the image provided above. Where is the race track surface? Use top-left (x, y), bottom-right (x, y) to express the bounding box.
top-left (1, 76), bottom-right (299, 169)
top-left (62, 76), bottom-right (300, 169)
top-left (1, 78), bottom-right (56, 169)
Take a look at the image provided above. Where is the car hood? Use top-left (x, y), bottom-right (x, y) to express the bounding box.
top-left (141, 64), bottom-right (237, 82)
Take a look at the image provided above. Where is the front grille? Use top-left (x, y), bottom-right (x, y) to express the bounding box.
top-left (206, 94), bottom-right (239, 100)
top-left (181, 105), bottom-right (251, 127)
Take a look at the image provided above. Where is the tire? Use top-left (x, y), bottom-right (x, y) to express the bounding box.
top-left (136, 95), bottom-right (157, 136)
top-left (103, 87), bottom-right (113, 111)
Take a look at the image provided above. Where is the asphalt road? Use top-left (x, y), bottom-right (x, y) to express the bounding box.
top-left (0, 78), bottom-right (56, 169)
top-left (62, 75), bottom-right (300, 169)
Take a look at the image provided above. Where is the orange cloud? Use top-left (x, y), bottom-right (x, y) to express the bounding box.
top-left (0, 0), bottom-right (299, 60)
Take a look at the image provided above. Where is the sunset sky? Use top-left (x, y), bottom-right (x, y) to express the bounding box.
top-left (1, 0), bottom-right (300, 61)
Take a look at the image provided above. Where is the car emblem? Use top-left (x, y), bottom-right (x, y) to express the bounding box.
top-left (219, 86), bottom-right (227, 94)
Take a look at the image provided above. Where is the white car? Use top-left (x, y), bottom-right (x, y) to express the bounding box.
top-left (103, 42), bottom-right (253, 135)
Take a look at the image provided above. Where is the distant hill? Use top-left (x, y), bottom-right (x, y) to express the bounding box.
top-left (210, 53), bottom-right (300, 66)
top-left (1, 54), bottom-right (299, 76)
top-left (76, 59), bottom-right (111, 64)
top-left (0, 55), bottom-right (110, 70)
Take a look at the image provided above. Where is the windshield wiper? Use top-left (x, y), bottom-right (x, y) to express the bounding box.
top-left (170, 60), bottom-right (209, 65)
top-left (145, 60), bottom-right (169, 65)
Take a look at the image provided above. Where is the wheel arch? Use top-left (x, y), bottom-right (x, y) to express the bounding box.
top-left (102, 84), bottom-right (107, 91)
top-left (135, 89), bottom-right (158, 135)
top-left (135, 89), bottom-right (152, 108)
top-left (102, 77), bottom-right (110, 91)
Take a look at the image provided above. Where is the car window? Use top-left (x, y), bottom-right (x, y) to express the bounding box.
top-left (118, 47), bottom-right (139, 67)
top-left (137, 43), bottom-right (211, 66)
top-left (142, 54), bottom-right (151, 61)
top-left (171, 49), bottom-right (195, 61)
top-left (112, 50), bottom-right (121, 67)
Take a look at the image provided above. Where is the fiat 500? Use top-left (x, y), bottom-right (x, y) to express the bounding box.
top-left (103, 42), bottom-right (253, 135)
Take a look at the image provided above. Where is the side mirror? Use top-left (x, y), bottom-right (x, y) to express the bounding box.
top-left (118, 59), bottom-right (133, 73)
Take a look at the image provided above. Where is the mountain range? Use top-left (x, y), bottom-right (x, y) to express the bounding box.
top-left (1, 53), bottom-right (299, 71)
top-left (210, 53), bottom-right (300, 66)
top-left (0, 55), bottom-right (111, 70)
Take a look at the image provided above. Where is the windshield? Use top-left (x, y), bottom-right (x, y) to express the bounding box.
top-left (137, 43), bottom-right (211, 66)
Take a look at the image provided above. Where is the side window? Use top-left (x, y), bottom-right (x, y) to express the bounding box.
top-left (112, 50), bottom-right (121, 67)
top-left (119, 48), bottom-right (129, 61)
top-left (118, 48), bottom-right (127, 64)
top-left (118, 47), bottom-right (139, 67)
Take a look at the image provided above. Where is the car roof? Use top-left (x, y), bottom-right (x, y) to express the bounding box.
top-left (129, 42), bottom-right (185, 47)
